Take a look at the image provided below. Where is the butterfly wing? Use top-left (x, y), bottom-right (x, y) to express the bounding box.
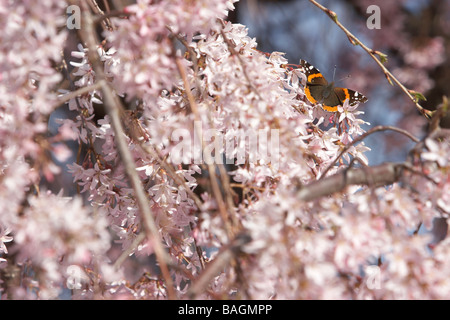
top-left (333, 87), bottom-right (368, 106)
top-left (300, 59), bottom-right (329, 105)
top-left (300, 59), bottom-right (328, 86)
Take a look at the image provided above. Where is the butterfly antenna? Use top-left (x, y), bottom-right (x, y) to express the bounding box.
top-left (337, 74), bottom-right (351, 84)
top-left (332, 65), bottom-right (352, 84)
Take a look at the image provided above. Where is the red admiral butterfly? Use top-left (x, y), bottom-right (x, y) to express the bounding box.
top-left (300, 59), bottom-right (368, 112)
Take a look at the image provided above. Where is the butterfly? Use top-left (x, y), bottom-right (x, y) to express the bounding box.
top-left (300, 59), bottom-right (368, 112)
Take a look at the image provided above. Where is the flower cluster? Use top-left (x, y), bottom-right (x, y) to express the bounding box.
top-left (13, 191), bottom-right (111, 299)
top-left (104, 0), bottom-right (237, 102)
top-left (0, 0), bottom-right (449, 300)
top-left (0, 0), bottom-right (67, 227)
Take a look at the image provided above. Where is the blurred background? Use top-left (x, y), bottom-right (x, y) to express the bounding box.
top-left (229, 0), bottom-right (449, 164)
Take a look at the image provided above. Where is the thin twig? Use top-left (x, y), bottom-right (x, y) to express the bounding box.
top-left (138, 142), bottom-right (204, 210)
top-left (308, 0), bottom-right (433, 119)
top-left (93, 10), bottom-right (132, 26)
top-left (113, 233), bottom-right (146, 270)
top-left (320, 125), bottom-right (419, 178)
top-left (170, 28), bottom-right (240, 229)
top-left (56, 82), bottom-right (103, 106)
top-left (174, 54), bottom-right (235, 239)
top-left (88, 0), bottom-right (113, 30)
top-left (186, 233), bottom-right (251, 299)
top-left (219, 21), bottom-right (262, 99)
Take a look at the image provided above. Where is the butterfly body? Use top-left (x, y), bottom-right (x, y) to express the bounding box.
top-left (300, 59), bottom-right (368, 112)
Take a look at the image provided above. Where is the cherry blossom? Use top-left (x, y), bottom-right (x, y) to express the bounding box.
top-left (0, 226), bottom-right (13, 255)
top-left (0, 0), bottom-right (449, 300)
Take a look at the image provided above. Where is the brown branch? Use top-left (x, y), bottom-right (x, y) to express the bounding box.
top-left (113, 233), bottom-right (146, 270)
top-left (298, 157), bottom-right (441, 202)
top-left (174, 52), bottom-right (235, 239)
top-left (297, 162), bottom-right (405, 202)
top-left (186, 233), bottom-right (251, 299)
top-left (170, 28), bottom-right (241, 229)
top-left (88, 0), bottom-right (113, 30)
top-left (93, 10), bottom-right (132, 26)
top-left (429, 96), bottom-right (449, 132)
top-left (56, 82), bottom-right (103, 106)
top-left (73, 0), bottom-right (176, 299)
top-left (308, 0), bottom-right (433, 120)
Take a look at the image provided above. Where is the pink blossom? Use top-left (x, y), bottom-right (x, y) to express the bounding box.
top-left (1, 0), bottom-right (449, 300)
top-left (0, 225), bottom-right (13, 255)
top-left (422, 138), bottom-right (449, 167)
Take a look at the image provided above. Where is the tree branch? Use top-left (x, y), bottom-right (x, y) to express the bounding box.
top-left (297, 162), bottom-right (405, 202)
top-left (320, 125), bottom-right (419, 178)
top-left (186, 233), bottom-right (251, 299)
top-left (174, 52), bottom-right (235, 239)
top-left (73, 0), bottom-right (176, 299)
